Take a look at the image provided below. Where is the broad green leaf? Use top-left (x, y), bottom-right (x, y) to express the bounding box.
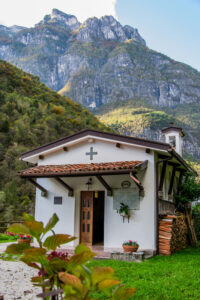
top-left (24, 220), bottom-right (44, 237)
top-left (112, 285), bottom-right (136, 300)
top-left (92, 267), bottom-right (117, 285)
top-left (49, 257), bottom-right (68, 272)
top-left (27, 262), bottom-right (40, 270)
top-left (43, 213), bottom-right (59, 234)
top-left (7, 223), bottom-right (30, 234)
top-left (75, 243), bottom-right (91, 255)
top-left (59, 272), bottom-right (83, 292)
top-left (67, 251), bottom-right (96, 272)
top-left (6, 242), bottom-right (30, 254)
top-left (24, 213), bottom-right (34, 221)
top-left (43, 234), bottom-right (76, 250)
top-left (38, 255), bottom-right (54, 275)
top-left (31, 276), bottom-right (43, 283)
top-left (63, 285), bottom-right (77, 297)
top-left (24, 247), bottom-right (47, 256)
top-left (21, 253), bottom-right (44, 264)
top-left (98, 279), bottom-right (120, 290)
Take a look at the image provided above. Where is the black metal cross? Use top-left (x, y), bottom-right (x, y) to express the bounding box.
top-left (86, 147), bottom-right (98, 160)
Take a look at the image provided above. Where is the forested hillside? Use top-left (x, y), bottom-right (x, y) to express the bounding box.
top-left (0, 60), bottom-right (110, 223)
top-left (97, 98), bottom-right (200, 160)
top-left (1, 9), bottom-right (200, 110)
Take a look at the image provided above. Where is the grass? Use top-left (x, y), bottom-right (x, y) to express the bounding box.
top-left (0, 233), bottom-right (18, 243)
top-left (0, 240), bottom-right (17, 243)
top-left (89, 248), bottom-right (200, 300)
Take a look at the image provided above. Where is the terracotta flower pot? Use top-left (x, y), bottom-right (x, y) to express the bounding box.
top-left (17, 238), bottom-right (31, 244)
top-left (123, 245), bottom-right (138, 253)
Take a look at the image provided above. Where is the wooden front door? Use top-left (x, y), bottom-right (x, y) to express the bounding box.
top-left (80, 191), bottom-right (93, 245)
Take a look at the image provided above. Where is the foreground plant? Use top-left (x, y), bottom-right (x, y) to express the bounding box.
top-left (6, 213), bottom-right (136, 299)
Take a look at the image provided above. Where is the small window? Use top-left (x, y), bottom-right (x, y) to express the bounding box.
top-left (54, 197), bottom-right (62, 205)
top-left (169, 136), bottom-right (176, 148)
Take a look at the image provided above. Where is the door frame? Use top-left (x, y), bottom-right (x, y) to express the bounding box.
top-left (80, 190), bottom-right (105, 246)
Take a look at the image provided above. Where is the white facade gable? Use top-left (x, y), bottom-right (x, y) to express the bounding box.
top-left (38, 137), bottom-right (152, 165)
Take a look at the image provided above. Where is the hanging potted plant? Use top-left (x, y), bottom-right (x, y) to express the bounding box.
top-left (17, 234), bottom-right (32, 244)
top-left (119, 203), bottom-right (130, 217)
top-left (122, 240), bottom-right (139, 253)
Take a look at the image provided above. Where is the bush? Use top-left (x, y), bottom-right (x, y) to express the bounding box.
top-left (176, 173), bottom-right (200, 204)
top-left (6, 213), bottom-right (136, 300)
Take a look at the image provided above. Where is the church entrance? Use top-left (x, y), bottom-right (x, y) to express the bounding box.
top-left (80, 191), bottom-right (104, 246)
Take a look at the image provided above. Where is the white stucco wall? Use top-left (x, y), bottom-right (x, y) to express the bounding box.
top-left (35, 178), bottom-right (75, 240)
top-left (34, 138), bottom-right (157, 250)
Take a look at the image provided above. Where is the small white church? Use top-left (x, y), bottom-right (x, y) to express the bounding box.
top-left (19, 127), bottom-right (192, 254)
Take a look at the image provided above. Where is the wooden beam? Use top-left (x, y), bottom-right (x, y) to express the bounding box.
top-left (96, 175), bottom-right (112, 196)
top-left (167, 161), bottom-right (180, 167)
top-left (130, 172), bottom-right (144, 197)
top-left (134, 160), bottom-right (148, 172)
top-left (55, 178), bottom-right (74, 197)
top-left (176, 168), bottom-right (186, 173)
top-left (28, 178), bottom-right (47, 197)
top-left (116, 143), bottom-right (121, 148)
top-left (159, 161), bottom-right (167, 191)
top-left (168, 166), bottom-right (176, 195)
top-left (158, 154), bottom-right (170, 160)
top-left (177, 171), bottom-right (184, 195)
top-left (146, 148), bottom-right (151, 154)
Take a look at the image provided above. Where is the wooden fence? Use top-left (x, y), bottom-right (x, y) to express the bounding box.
top-left (159, 199), bottom-right (176, 215)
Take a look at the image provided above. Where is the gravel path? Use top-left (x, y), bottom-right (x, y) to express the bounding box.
top-left (0, 260), bottom-right (41, 300)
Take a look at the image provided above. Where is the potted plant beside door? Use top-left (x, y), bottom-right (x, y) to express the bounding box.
top-left (119, 203), bottom-right (130, 217)
top-left (122, 240), bottom-right (139, 253)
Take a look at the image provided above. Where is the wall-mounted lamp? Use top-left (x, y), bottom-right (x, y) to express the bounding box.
top-left (86, 178), bottom-right (93, 190)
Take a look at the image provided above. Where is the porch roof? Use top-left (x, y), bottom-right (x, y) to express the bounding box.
top-left (20, 160), bottom-right (147, 178)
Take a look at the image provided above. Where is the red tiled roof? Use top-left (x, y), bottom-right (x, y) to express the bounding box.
top-left (20, 161), bottom-right (144, 177)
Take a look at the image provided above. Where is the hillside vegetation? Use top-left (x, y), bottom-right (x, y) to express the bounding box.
top-left (96, 98), bottom-right (200, 160)
top-left (0, 59), bottom-right (110, 223)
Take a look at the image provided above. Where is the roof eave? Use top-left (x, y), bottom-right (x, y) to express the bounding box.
top-left (170, 150), bottom-right (196, 175)
top-left (20, 129), bottom-right (171, 162)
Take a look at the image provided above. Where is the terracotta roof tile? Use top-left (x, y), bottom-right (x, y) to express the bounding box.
top-left (20, 161), bottom-right (144, 177)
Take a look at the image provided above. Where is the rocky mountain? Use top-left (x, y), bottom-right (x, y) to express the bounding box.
top-left (1, 9), bottom-right (200, 159)
top-left (1, 9), bottom-right (200, 109)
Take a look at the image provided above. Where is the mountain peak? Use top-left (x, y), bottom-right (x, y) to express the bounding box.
top-left (75, 14), bottom-right (146, 45)
top-left (38, 8), bottom-right (81, 30)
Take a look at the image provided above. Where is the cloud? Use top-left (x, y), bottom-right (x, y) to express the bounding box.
top-left (0, 0), bottom-right (118, 27)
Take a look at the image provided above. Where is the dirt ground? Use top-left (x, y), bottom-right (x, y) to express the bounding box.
top-left (0, 260), bottom-right (40, 300)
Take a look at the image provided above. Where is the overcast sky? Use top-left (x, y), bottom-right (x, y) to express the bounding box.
top-left (0, 0), bottom-right (117, 25)
top-left (0, 0), bottom-right (199, 71)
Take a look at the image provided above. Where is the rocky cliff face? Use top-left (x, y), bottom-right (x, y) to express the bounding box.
top-left (2, 8), bottom-right (200, 109)
top-left (1, 9), bottom-right (200, 159)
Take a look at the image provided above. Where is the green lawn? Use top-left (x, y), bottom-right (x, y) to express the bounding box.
top-left (89, 248), bottom-right (200, 300)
